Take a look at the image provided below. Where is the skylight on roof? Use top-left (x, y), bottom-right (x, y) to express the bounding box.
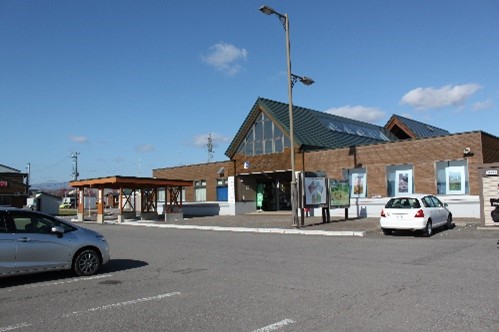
top-left (316, 113), bottom-right (390, 141)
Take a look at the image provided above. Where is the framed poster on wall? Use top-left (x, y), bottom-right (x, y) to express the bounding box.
top-left (395, 169), bottom-right (413, 196)
top-left (350, 172), bottom-right (366, 197)
top-left (446, 166), bottom-right (465, 194)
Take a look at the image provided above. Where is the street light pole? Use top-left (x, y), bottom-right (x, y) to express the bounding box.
top-left (259, 5), bottom-right (314, 228)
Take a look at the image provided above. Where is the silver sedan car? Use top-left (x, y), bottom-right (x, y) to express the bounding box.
top-left (0, 207), bottom-right (110, 277)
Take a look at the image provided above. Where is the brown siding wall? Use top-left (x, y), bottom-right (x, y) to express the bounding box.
top-left (152, 132), bottom-right (496, 202)
top-left (153, 161), bottom-right (233, 201)
top-left (305, 132), bottom-right (484, 196)
top-left (481, 132), bottom-right (499, 164)
top-left (0, 172), bottom-right (28, 207)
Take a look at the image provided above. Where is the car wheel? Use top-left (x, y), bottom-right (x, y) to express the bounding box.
top-left (382, 228), bottom-right (392, 235)
top-left (73, 249), bottom-right (101, 276)
top-left (422, 220), bottom-right (433, 237)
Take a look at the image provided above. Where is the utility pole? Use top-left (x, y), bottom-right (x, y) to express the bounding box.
top-left (25, 163), bottom-right (31, 195)
top-left (71, 152), bottom-right (79, 208)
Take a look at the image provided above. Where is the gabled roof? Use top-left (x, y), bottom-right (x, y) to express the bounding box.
top-left (0, 164), bottom-right (21, 173)
top-left (225, 97), bottom-right (397, 158)
top-left (385, 114), bottom-right (450, 139)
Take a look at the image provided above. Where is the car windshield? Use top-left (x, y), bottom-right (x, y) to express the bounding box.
top-left (385, 197), bottom-right (421, 209)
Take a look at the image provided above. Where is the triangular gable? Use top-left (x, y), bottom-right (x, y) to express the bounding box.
top-left (226, 97), bottom-right (397, 158)
top-left (385, 114), bottom-right (450, 139)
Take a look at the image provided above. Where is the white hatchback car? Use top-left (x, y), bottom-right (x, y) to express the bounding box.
top-left (380, 194), bottom-right (452, 236)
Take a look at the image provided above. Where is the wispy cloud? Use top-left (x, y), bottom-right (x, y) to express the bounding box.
top-left (193, 133), bottom-right (231, 148)
top-left (70, 135), bottom-right (88, 144)
top-left (400, 83), bottom-right (481, 110)
top-left (324, 105), bottom-right (385, 122)
top-left (201, 42), bottom-right (248, 76)
top-left (136, 144), bottom-right (154, 153)
top-left (472, 99), bottom-right (493, 111)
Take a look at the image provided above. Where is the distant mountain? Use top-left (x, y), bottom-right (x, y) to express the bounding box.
top-left (31, 182), bottom-right (70, 191)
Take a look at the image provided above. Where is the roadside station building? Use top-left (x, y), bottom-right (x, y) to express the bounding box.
top-left (153, 97), bottom-right (499, 223)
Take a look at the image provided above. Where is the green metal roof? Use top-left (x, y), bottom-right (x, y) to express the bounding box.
top-left (225, 97), bottom-right (398, 158)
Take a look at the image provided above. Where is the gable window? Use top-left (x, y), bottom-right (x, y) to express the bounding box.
top-left (436, 160), bottom-right (468, 195)
top-left (386, 164), bottom-right (414, 197)
top-left (236, 112), bottom-right (290, 156)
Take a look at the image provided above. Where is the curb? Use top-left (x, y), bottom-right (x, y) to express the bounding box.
top-left (111, 221), bottom-right (366, 237)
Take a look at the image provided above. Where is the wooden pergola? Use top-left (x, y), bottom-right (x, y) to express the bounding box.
top-left (69, 176), bottom-right (192, 223)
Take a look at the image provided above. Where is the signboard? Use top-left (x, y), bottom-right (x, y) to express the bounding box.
top-left (303, 176), bottom-right (327, 206)
top-left (329, 179), bottom-right (350, 208)
top-left (486, 170), bottom-right (498, 176)
top-left (0, 181), bottom-right (7, 187)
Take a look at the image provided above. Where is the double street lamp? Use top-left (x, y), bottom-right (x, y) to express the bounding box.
top-left (259, 5), bottom-right (314, 228)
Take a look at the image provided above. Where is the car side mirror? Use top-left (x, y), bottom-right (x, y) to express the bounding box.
top-left (444, 203), bottom-right (448, 207)
top-left (51, 226), bottom-right (65, 238)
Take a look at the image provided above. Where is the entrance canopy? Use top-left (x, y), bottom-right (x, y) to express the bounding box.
top-left (69, 176), bottom-right (193, 223)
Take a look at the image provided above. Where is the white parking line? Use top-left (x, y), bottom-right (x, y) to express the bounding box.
top-left (0, 292), bottom-right (181, 331)
top-left (62, 292), bottom-right (181, 317)
top-left (253, 319), bottom-right (296, 332)
top-left (5, 274), bottom-right (113, 292)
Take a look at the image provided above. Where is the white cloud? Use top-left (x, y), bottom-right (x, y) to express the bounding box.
top-left (70, 135), bottom-right (88, 144)
top-left (324, 105), bottom-right (385, 122)
top-left (472, 99), bottom-right (493, 111)
top-left (136, 144), bottom-right (154, 153)
top-left (193, 133), bottom-right (231, 148)
top-left (400, 83), bottom-right (481, 110)
top-left (201, 42), bottom-right (248, 76)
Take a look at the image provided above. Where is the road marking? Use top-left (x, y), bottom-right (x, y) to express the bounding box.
top-left (0, 292), bottom-right (180, 331)
top-left (5, 274), bottom-right (113, 292)
top-left (253, 319), bottom-right (296, 332)
top-left (63, 292), bottom-right (181, 317)
top-left (0, 323), bottom-right (32, 332)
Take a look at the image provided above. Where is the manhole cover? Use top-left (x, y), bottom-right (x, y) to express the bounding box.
top-left (98, 280), bottom-right (122, 285)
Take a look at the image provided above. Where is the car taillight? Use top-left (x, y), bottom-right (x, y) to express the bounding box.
top-left (381, 209), bottom-right (386, 217)
top-left (414, 209), bottom-right (424, 218)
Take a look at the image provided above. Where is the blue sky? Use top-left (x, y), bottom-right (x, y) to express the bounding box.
top-left (1, 0), bottom-right (498, 184)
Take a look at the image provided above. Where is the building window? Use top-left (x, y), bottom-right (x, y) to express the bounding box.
top-left (343, 168), bottom-right (367, 198)
top-left (436, 160), bottom-right (468, 195)
top-left (236, 112), bottom-right (290, 156)
top-left (158, 188), bottom-right (185, 203)
top-left (386, 164), bottom-right (414, 197)
top-left (194, 180), bottom-right (207, 202)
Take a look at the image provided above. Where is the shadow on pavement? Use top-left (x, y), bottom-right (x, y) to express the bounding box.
top-left (0, 259), bottom-right (147, 289)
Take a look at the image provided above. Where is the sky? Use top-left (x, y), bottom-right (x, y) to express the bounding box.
top-left (1, 0), bottom-right (498, 185)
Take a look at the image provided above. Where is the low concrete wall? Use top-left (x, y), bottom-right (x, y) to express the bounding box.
top-left (156, 196), bottom-right (481, 219)
top-left (315, 195), bottom-right (480, 219)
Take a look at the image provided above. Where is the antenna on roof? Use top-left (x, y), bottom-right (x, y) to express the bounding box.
top-left (207, 133), bottom-right (214, 163)
top-left (71, 152), bottom-right (80, 181)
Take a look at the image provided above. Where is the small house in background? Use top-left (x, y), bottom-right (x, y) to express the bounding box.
top-left (27, 191), bottom-right (62, 215)
top-left (0, 164), bottom-right (29, 208)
